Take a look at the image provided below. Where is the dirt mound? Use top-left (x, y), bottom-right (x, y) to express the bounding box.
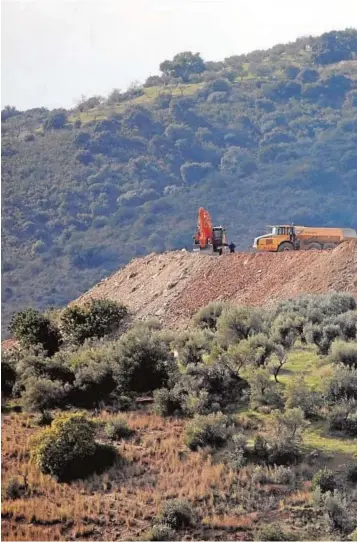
top-left (73, 240), bottom-right (357, 329)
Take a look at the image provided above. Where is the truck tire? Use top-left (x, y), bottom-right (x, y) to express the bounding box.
top-left (323, 243), bottom-right (337, 250)
top-left (277, 242), bottom-right (294, 252)
top-left (306, 242), bottom-right (322, 250)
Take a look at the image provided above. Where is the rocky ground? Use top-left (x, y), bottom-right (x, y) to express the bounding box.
top-left (73, 240), bottom-right (357, 329)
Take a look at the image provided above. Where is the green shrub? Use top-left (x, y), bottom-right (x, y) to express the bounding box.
top-left (312, 468), bottom-right (337, 493)
top-left (328, 400), bottom-right (357, 437)
top-left (144, 524), bottom-right (176, 541)
top-left (22, 377), bottom-right (67, 412)
top-left (347, 463), bottom-right (357, 483)
top-left (172, 361), bottom-right (246, 416)
top-left (35, 410), bottom-right (54, 426)
top-left (326, 367), bottom-right (357, 402)
top-left (268, 440), bottom-right (301, 466)
top-left (193, 301), bottom-right (227, 330)
top-left (185, 412), bottom-right (230, 451)
top-left (255, 523), bottom-right (293, 541)
top-left (252, 465), bottom-right (295, 485)
top-left (304, 323), bottom-right (341, 355)
top-left (284, 376), bottom-right (322, 418)
top-left (173, 330), bottom-right (211, 367)
top-left (30, 413), bottom-right (116, 481)
top-left (158, 499), bottom-right (194, 530)
top-left (253, 435), bottom-right (270, 462)
top-left (216, 306), bottom-right (264, 345)
top-left (105, 417), bottom-right (133, 440)
top-left (324, 492), bottom-right (354, 533)
top-left (112, 328), bottom-right (175, 394)
top-left (9, 308), bottom-right (62, 356)
top-left (153, 388), bottom-right (181, 417)
top-left (248, 368), bottom-right (284, 410)
top-left (61, 299), bottom-right (128, 344)
top-left (330, 340), bottom-right (357, 369)
top-left (1, 355), bottom-right (17, 397)
top-left (5, 478), bottom-right (22, 500)
top-left (230, 432), bottom-right (248, 468)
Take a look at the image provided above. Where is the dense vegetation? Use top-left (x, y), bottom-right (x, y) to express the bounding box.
top-left (2, 29), bottom-right (357, 333)
top-left (2, 291), bottom-right (357, 540)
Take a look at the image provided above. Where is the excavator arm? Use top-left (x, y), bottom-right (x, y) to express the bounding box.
top-left (194, 207), bottom-right (213, 249)
top-left (193, 207), bottom-right (228, 253)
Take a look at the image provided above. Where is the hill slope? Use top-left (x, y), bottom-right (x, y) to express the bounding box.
top-left (74, 240), bottom-right (357, 328)
top-left (2, 29), bottom-right (357, 333)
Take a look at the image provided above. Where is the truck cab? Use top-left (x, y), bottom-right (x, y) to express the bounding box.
top-left (253, 225), bottom-right (298, 252)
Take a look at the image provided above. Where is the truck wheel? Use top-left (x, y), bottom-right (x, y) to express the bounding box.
top-left (323, 243), bottom-right (337, 250)
top-left (277, 242), bottom-right (294, 252)
top-left (306, 242), bottom-right (322, 250)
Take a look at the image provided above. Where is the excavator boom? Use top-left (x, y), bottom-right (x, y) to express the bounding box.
top-left (193, 207), bottom-right (228, 254)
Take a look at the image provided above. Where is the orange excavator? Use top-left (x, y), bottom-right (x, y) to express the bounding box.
top-left (193, 207), bottom-right (229, 255)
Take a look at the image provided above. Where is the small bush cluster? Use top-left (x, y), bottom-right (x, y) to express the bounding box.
top-left (312, 468), bottom-right (337, 493)
top-left (105, 417), bottom-right (133, 440)
top-left (185, 412), bottom-right (231, 451)
top-left (61, 299), bottom-right (128, 344)
top-left (30, 413), bottom-right (116, 482)
top-left (158, 499), bottom-right (194, 529)
top-left (9, 308), bottom-right (62, 356)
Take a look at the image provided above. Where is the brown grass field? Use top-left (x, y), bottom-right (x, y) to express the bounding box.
top-left (2, 406), bottom-right (350, 541)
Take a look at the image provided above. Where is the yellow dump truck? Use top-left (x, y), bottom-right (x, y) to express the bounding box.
top-left (253, 224), bottom-right (357, 252)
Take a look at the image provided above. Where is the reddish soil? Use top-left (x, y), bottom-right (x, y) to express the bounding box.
top-left (73, 240), bottom-right (357, 329)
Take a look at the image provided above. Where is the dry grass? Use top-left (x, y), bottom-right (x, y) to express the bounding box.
top-left (2, 411), bottom-right (256, 541)
top-left (2, 408), bottom-right (350, 541)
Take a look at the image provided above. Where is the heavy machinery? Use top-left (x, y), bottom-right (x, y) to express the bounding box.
top-left (193, 207), bottom-right (229, 254)
top-left (253, 224), bottom-right (357, 252)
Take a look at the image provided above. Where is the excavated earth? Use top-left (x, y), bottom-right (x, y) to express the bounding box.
top-left (73, 240), bottom-right (357, 330)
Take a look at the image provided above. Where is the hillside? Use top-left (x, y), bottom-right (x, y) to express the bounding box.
top-left (74, 240), bottom-right (357, 328)
top-left (2, 29), bottom-right (357, 333)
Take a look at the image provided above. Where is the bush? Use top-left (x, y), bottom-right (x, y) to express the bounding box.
top-left (9, 308), bottom-right (62, 356)
top-left (193, 301), bottom-right (227, 330)
top-left (255, 523), bottom-right (293, 541)
top-left (153, 388), bottom-right (181, 417)
top-left (5, 478), bottom-right (22, 500)
top-left (312, 468), bottom-right (337, 493)
top-left (252, 465), bottom-right (295, 485)
top-left (30, 413), bottom-right (116, 481)
top-left (328, 400), bottom-right (357, 437)
top-left (105, 417), bottom-right (133, 440)
top-left (324, 492), bottom-right (354, 533)
top-left (71, 351), bottom-right (116, 408)
top-left (330, 340), bottom-right (357, 369)
top-left (158, 499), bottom-right (194, 529)
top-left (185, 412), bottom-right (231, 451)
top-left (347, 463), bottom-right (357, 483)
top-left (173, 362), bottom-right (246, 415)
top-left (144, 524), bottom-right (176, 541)
top-left (248, 368), bottom-right (284, 410)
top-left (230, 432), bottom-right (248, 468)
top-left (1, 356), bottom-right (17, 397)
top-left (112, 328), bottom-right (175, 394)
top-left (326, 367), bottom-right (357, 402)
top-left (22, 377), bottom-right (67, 412)
top-left (284, 376), bottom-right (322, 418)
top-left (216, 306), bottom-right (264, 345)
top-left (304, 323), bottom-right (341, 355)
top-left (272, 407), bottom-right (309, 442)
top-left (61, 299), bottom-right (128, 344)
top-left (268, 440), bottom-right (301, 466)
top-left (173, 331), bottom-right (211, 367)
top-left (35, 410), bottom-right (54, 426)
